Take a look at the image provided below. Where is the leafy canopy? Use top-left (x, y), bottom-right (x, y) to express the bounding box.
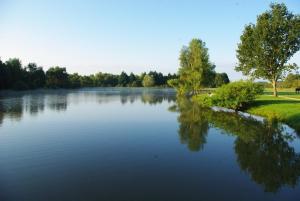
top-left (235, 3), bottom-right (300, 95)
top-left (177, 38), bottom-right (215, 95)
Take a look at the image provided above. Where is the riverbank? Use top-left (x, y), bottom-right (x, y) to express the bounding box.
top-left (246, 95), bottom-right (300, 132)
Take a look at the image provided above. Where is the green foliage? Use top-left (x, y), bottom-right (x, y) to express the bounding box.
top-left (212, 81), bottom-right (264, 110)
top-left (192, 94), bottom-right (213, 107)
top-left (282, 73), bottom-right (300, 88)
top-left (236, 3), bottom-right (300, 96)
top-left (0, 58), bottom-right (177, 90)
top-left (214, 73), bottom-right (230, 87)
top-left (167, 78), bottom-right (179, 88)
top-left (46, 67), bottom-right (69, 88)
top-left (177, 38), bottom-right (215, 95)
top-left (68, 73), bottom-right (81, 88)
top-left (195, 81), bottom-right (264, 110)
top-left (142, 74), bottom-right (155, 87)
top-left (118, 71), bottom-right (130, 86)
top-left (25, 63), bottom-right (46, 89)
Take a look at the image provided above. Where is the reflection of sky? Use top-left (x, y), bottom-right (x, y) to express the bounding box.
top-left (0, 88), bottom-right (176, 127)
top-left (0, 88), bottom-right (300, 200)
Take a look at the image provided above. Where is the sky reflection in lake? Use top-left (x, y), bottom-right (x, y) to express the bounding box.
top-left (0, 88), bottom-right (299, 201)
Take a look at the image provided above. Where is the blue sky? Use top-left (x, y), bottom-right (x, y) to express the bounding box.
top-left (0, 0), bottom-right (299, 80)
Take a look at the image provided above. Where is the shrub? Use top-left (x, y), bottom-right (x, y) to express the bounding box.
top-left (211, 81), bottom-right (264, 110)
top-left (194, 81), bottom-right (264, 110)
top-left (192, 94), bottom-right (213, 107)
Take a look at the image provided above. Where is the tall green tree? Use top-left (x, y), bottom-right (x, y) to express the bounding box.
top-left (177, 38), bottom-right (215, 95)
top-left (236, 3), bottom-right (300, 96)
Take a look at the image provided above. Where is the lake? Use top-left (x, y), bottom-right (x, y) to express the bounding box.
top-left (0, 88), bottom-right (300, 201)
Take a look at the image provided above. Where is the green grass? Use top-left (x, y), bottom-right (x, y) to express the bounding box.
top-left (246, 95), bottom-right (300, 132)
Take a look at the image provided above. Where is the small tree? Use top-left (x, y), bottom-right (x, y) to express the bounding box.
top-left (235, 3), bottom-right (300, 96)
top-left (177, 38), bottom-right (215, 95)
top-left (142, 74), bottom-right (155, 87)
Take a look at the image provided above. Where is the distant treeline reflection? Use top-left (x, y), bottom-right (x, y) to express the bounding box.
top-left (0, 89), bottom-right (176, 125)
top-left (170, 97), bottom-right (300, 193)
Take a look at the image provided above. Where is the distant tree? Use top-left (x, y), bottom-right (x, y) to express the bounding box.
top-left (46, 67), bottom-right (69, 88)
top-left (0, 59), bottom-right (6, 89)
top-left (177, 38), bottom-right (215, 95)
top-left (68, 73), bottom-right (81, 88)
top-left (25, 63), bottom-right (46, 89)
top-left (118, 71), bottom-right (129, 86)
top-left (282, 73), bottom-right (300, 88)
top-left (5, 58), bottom-right (28, 90)
top-left (128, 72), bottom-right (140, 87)
top-left (236, 3), bottom-right (300, 96)
top-left (214, 73), bottom-right (230, 87)
top-left (80, 75), bottom-right (95, 87)
top-left (0, 57), bottom-right (179, 91)
top-left (142, 74), bottom-right (155, 87)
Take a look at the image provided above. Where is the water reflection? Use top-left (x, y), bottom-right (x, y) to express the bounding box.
top-left (171, 97), bottom-right (300, 192)
top-left (1, 89), bottom-right (300, 194)
top-left (169, 97), bottom-right (209, 151)
top-left (0, 88), bottom-right (176, 125)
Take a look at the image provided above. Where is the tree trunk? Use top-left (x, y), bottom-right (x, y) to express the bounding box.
top-left (272, 79), bottom-right (278, 97)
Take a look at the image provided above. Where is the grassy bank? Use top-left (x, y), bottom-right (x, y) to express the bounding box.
top-left (246, 95), bottom-right (300, 132)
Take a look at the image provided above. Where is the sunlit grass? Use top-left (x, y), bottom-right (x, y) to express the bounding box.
top-left (247, 95), bottom-right (300, 132)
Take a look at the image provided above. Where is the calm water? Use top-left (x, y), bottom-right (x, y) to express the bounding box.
top-left (0, 88), bottom-right (300, 201)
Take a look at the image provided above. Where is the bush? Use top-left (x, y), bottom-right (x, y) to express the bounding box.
top-left (194, 81), bottom-right (264, 110)
top-left (192, 94), bottom-right (213, 107)
top-left (211, 81), bottom-right (264, 110)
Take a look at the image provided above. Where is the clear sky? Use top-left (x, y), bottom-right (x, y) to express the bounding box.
top-left (0, 0), bottom-right (299, 80)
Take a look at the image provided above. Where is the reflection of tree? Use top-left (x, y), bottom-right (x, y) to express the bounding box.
top-left (0, 98), bottom-right (24, 125)
top-left (235, 131), bottom-right (300, 192)
top-left (118, 89), bottom-right (176, 105)
top-left (209, 109), bottom-right (300, 192)
top-left (172, 97), bottom-right (209, 151)
top-left (24, 95), bottom-right (45, 115)
top-left (171, 97), bottom-right (300, 192)
top-left (47, 95), bottom-right (67, 111)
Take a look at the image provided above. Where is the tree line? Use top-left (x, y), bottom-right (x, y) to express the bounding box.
top-left (0, 57), bottom-right (229, 91)
top-left (0, 58), bottom-right (179, 90)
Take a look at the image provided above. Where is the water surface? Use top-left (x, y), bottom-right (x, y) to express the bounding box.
top-left (0, 88), bottom-right (300, 201)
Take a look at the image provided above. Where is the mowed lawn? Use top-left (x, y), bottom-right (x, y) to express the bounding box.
top-left (247, 93), bottom-right (300, 132)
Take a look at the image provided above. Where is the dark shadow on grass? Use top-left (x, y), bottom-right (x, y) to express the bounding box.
top-left (265, 91), bottom-right (300, 96)
top-left (252, 99), bottom-right (300, 107)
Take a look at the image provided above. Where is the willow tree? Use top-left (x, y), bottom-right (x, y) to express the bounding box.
top-left (177, 38), bottom-right (215, 95)
top-left (235, 3), bottom-right (300, 96)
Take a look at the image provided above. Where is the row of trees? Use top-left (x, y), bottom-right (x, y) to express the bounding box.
top-left (0, 58), bottom-right (178, 90)
top-left (281, 73), bottom-right (300, 88)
